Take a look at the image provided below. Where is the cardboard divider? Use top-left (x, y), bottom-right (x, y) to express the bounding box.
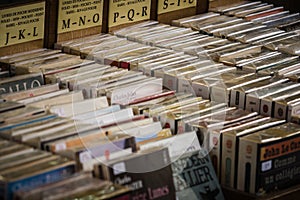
top-left (55, 0), bottom-right (104, 43)
top-left (157, 0), bottom-right (208, 24)
top-left (105, 0), bottom-right (155, 33)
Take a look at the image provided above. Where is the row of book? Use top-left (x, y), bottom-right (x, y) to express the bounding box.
top-left (102, 19), bottom-right (300, 122)
top-left (0, 90), bottom-right (228, 199)
top-left (176, 1), bottom-right (300, 36)
top-left (0, 34), bottom-right (299, 120)
top-left (0, 2), bottom-right (299, 199)
top-left (1, 76), bottom-right (300, 197)
top-left (0, 45), bottom-right (284, 124)
top-left (0, 138), bottom-right (135, 200)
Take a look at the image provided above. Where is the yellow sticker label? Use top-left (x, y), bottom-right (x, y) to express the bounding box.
top-left (0, 2), bottom-right (45, 47)
top-left (157, 0), bottom-right (196, 14)
top-left (58, 0), bottom-right (103, 34)
top-left (108, 0), bottom-right (151, 28)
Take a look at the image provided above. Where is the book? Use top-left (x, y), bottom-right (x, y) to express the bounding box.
top-left (0, 73), bottom-right (44, 95)
top-left (171, 12), bottom-right (220, 27)
top-left (221, 117), bottom-right (286, 188)
top-left (171, 149), bottom-right (224, 200)
top-left (0, 115), bottom-right (61, 139)
top-left (232, 28), bottom-right (285, 44)
top-left (18, 89), bottom-right (70, 105)
top-left (72, 105), bottom-right (121, 121)
top-left (13, 120), bottom-right (87, 142)
top-left (107, 78), bottom-right (163, 105)
top-left (279, 41), bottom-right (300, 56)
top-left (244, 6), bottom-right (285, 21)
top-left (0, 101), bottom-right (24, 113)
top-left (56, 135), bottom-right (136, 171)
top-left (73, 182), bottom-right (132, 200)
top-left (230, 78), bottom-right (288, 109)
top-left (237, 123), bottom-right (300, 194)
top-left (14, 173), bottom-right (108, 200)
top-left (191, 70), bottom-right (255, 100)
top-left (0, 83), bottom-right (60, 102)
top-left (251, 10), bottom-right (290, 24)
top-left (14, 54), bottom-right (83, 75)
top-left (233, 4), bottom-right (275, 18)
top-left (245, 82), bottom-right (300, 113)
top-left (212, 1), bottom-right (263, 14)
top-left (27, 90), bottom-right (84, 109)
top-left (94, 147), bottom-right (176, 200)
top-left (0, 156), bottom-right (75, 200)
top-left (81, 107), bottom-right (135, 127)
top-left (49, 96), bottom-right (108, 117)
top-left (144, 96), bottom-right (202, 120)
top-left (139, 131), bottom-right (201, 159)
top-left (0, 106), bottom-right (45, 124)
top-left (27, 123), bottom-right (101, 149)
top-left (241, 54), bottom-right (299, 73)
top-left (211, 75), bottom-right (271, 104)
top-left (0, 150), bottom-right (50, 171)
top-left (0, 113), bottom-right (57, 137)
top-left (260, 85), bottom-right (300, 117)
top-left (162, 102), bottom-right (227, 134)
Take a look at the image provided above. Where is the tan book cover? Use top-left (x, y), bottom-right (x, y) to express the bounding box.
top-left (1, 84), bottom-right (59, 101)
top-left (237, 123), bottom-right (300, 194)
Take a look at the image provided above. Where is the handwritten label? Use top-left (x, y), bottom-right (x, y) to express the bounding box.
top-left (58, 0), bottom-right (103, 33)
top-left (0, 2), bottom-right (45, 47)
top-left (108, 0), bottom-right (151, 28)
top-left (158, 0), bottom-right (196, 14)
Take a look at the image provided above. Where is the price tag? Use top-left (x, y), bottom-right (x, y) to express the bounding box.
top-left (108, 0), bottom-right (151, 28)
top-left (113, 162), bottom-right (126, 175)
top-left (0, 2), bottom-right (45, 47)
top-left (158, 0), bottom-right (196, 14)
top-left (58, 0), bottom-right (103, 34)
top-left (79, 151), bottom-right (92, 163)
top-left (261, 160), bottom-right (272, 172)
top-left (55, 142), bottom-right (67, 151)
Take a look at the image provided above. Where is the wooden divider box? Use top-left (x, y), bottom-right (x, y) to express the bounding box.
top-left (0, 1), bottom-right (46, 56)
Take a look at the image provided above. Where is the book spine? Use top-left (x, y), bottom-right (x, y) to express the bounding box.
top-left (6, 164), bottom-right (75, 200)
top-left (0, 75), bottom-right (44, 95)
top-left (237, 139), bottom-right (258, 193)
top-left (163, 73), bottom-right (178, 91)
top-left (288, 104), bottom-right (300, 122)
top-left (274, 101), bottom-right (288, 120)
top-left (209, 131), bottom-right (222, 179)
top-left (221, 133), bottom-right (236, 188)
top-left (211, 86), bottom-right (229, 104)
top-left (260, 98), bottom-right (273, 117)
top-left (192, 82), bottom-right (210, 100)
top-left (245, 95), bottom-right (260, 113)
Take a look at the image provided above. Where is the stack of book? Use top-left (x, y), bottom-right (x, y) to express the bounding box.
top-left (0, 139), bottom-right (76, 200)
top-left (0, 1), bottom-right (299, 198)
top-left (0, 91), bottom-right (226, 199)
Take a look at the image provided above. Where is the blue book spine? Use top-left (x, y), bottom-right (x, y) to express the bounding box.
top-left (0, 114), bottom-right (57, 132)
top-left (1, 164), bottom-right (75, 200)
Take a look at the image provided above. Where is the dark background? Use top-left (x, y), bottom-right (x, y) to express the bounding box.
top-left (0, 0), bottom-right (299, 13)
